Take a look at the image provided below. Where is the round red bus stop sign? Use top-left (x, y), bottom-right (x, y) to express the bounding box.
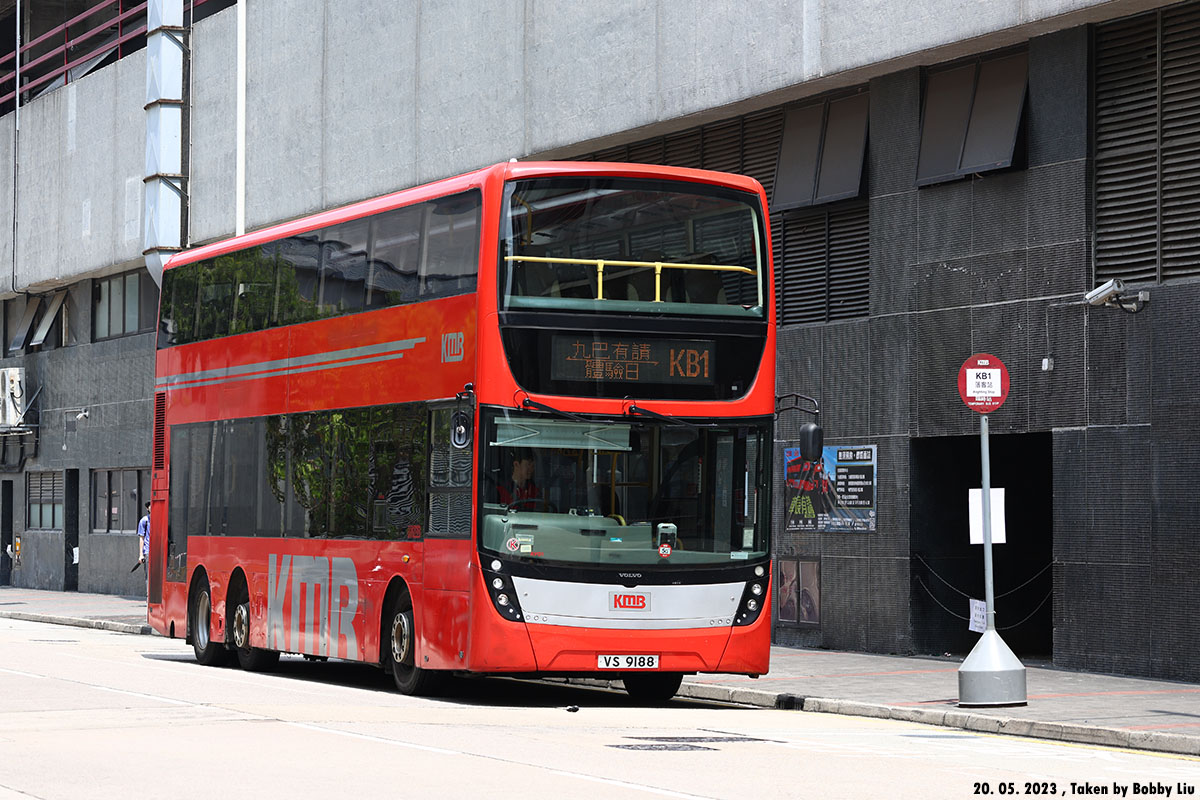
top-left (958, 353), bottom-right (1010, 414)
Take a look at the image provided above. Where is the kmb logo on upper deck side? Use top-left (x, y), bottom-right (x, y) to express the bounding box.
top-left (610, 592), bottom-right (650, 611)
top-left (441, 332), bottom-right (464, 363)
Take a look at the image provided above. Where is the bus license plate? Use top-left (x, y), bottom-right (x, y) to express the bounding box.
top-left (597, 654), bottom-right (659, 669)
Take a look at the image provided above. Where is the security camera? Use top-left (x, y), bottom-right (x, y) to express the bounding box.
top-left (75, 409), bottom-right (88, 421)
top-left (1085, 278), bottom-right (1124, 306)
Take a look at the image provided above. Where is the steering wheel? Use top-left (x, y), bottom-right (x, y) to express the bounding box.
top-left (505, 497), bottom-right (557, 514)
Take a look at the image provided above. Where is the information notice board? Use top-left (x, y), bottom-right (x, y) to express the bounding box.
top-left (783, 444), bottom-right (877, 532)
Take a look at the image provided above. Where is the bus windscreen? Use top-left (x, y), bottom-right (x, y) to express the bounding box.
top-left (500, 177), bottom-right (765, 318)
top-left (479, 407), bottom-right (769, 566)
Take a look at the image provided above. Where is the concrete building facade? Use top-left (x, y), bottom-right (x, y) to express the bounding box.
top-left (1, 0), bottom-right (1197, 681)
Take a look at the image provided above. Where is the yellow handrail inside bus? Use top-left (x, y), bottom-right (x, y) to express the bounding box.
top-left (504, 255), bottom-right (755, 302)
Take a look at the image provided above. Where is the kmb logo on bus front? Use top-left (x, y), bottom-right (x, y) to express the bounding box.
top-left (441, 332), bottom-right (464, 363)
top-left (610, 592), bottom-right (650, 611)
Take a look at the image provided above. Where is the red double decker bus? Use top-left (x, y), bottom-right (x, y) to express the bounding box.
top-left (148, 161), bottom-right (787, 702)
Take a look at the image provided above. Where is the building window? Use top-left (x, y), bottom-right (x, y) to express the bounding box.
top-left (772, 90), bottom-right (869, 211)
top-left (5, 290), bottom-right (66, 354)
top-left (1094, 6), bottom-right (1200, 284)
top-left (27, 471), bottom-right (64, 530)
top-left (775, 203), bottom-right (870, 325)
top-left (94, 270), bottom-right (158, 341)
top-left (916, 51), bottom-right (1028, 186)
top-left (91, 469), bottom-right (150, 533)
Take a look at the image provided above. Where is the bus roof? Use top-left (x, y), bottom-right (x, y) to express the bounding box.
top-left (164, 161), bottom-right (766, 270)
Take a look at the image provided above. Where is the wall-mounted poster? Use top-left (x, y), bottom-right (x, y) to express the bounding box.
top-left (798, 560), bottom-right (820, 624)
top-left (776, 558), bottom-right (821, 626)
top-left (777, 559), bottom-right (799, 623)
top-left (783, 444), bottom-right (877, 532)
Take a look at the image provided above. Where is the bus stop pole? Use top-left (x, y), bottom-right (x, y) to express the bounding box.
top-left (957, 413), bottom-right (1027, 706)
top-left (981, 414), bottom-right (996, 630)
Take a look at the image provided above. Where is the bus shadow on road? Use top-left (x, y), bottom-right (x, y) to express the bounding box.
top-left (140, 651), bottom-right (731, 709)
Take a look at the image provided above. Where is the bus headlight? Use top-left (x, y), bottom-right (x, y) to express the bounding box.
top-left (733, 572), bottom-right (770, 627)
top-left (482, 561), bottom-right (523, 622)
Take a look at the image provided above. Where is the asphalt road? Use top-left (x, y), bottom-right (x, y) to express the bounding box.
top-left (1, 618), bottom-right (1197, 800)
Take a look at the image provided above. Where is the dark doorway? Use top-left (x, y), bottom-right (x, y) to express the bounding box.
top-left (0, 480), bottom-right (11, 584)
top-left (64, 469), bottom-right (79, 591)
top-left (910, 433), bottom-right (1053, 659)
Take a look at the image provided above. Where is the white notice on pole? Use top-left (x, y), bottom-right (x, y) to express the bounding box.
top-left (969, 599), bottom-right (987, 633)
top-left (969, 369), bottom-right (1001, 399)
top-left (968, 488), bottom-right (1006, 544)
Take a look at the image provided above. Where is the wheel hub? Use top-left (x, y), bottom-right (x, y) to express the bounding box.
top-left (233, 603), bottom-right (250, 649)
top-left (390, 611), bottom-right (412, 665)
top-left (194, 591), bottom-right (211, 649)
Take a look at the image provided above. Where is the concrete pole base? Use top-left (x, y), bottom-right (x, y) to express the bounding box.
top-left (958, 629), bottom-right (1027, 707)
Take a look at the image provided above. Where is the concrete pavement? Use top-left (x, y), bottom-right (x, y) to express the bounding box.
top-left (2, 585), bottom-right (1197, 757)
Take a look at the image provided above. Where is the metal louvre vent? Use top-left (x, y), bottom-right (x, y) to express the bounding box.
top-left (153, 392), bottom-right (167, 471)
top-left (1094, 13), bottom-right (1159, 282)
top-left (1094, 6), bottom-right (1200, 282)
top-left (1161, 3), bottom-right (1200, 278)
top-left (776, 204), bottom-right (870, 325)
top-left (577, 102), bottom-right (869, 325)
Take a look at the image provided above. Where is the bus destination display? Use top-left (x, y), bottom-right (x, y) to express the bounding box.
top-left (551, 335), bottom-right (716, 385)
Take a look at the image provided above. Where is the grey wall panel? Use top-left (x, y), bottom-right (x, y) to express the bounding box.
top-left (15, 88), bottom-right (66, 291)
top-left (414, 0), bottom-right (526, 185)
top-left (1027, 162), bottom-right (1088, 250)
top-left (322, 0), bottom-right (420, 204)
top-left (820, 555), bottom-right (869, 650)
top-left (1054, 561), bottom-right (1151, 675)
top-left (655, 2), bottom-right (810, 122)
top-left (11, 529), bottom-right (65, 590)
top-left (245, 0), bottom-right (326, 228)
top-left (525, 1), bottom-right (657, 155)
top-left (1028, 27), bottom-right (1089, 167)
top-left (971, 172), bottom-right (1028, 256)
top-left (869, 315), bottom-right (913, 438)
top-left (869, 191), bottom-right (917, 316)
top-left (868, 556), bottom-right (912, 652)
top-left (820, 321), bottom-right (870, 439)
top-left (970, 249), bottom-right (1027, 308)
top-left (189, 8), bottom-right (238, 245)
top-left (1029, 299), bottom-right (1087, 429)
top-left (80, 532), bottom-right (146, 596)
top-left (867, 69), bottom-right (920, 198)
top-left (916, 179), bottom-right (973, 265)
top-left (0, 114), bottom-right (11, 292)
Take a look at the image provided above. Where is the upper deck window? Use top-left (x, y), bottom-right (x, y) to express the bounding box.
top-left (500, 178), bottom-right (765, 319)
top-left (159, 190), bottom-right (481, 348)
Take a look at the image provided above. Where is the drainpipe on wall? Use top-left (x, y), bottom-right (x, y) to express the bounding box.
top-left (11, 0), bottom-right (21, 295)
top-left (144, 0), bottom-right (187, 288)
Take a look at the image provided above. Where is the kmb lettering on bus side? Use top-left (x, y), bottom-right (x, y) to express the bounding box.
top-left (611, 592), bottom-right (650, 611)
top-left (268, 554), bottom-right (360, 660)
top-left (441, 332), bottom-right (464, 363)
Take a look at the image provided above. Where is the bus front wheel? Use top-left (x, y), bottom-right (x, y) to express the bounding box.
top-left (622, 672), bottom-right (683, 705)
top-left (383, 595), bottom-right (442, 696)
top-left (190, 579), bottom-right (229, 667)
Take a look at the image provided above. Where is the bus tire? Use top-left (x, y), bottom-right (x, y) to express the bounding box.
top-left (622, 672), bottom-right (683, 705)
top-left (190, 577), bottom-right (229, 667)
top-left (231, 599), bottom-right (279, 672)
top-left (383, 594), bottom-right (442, 696)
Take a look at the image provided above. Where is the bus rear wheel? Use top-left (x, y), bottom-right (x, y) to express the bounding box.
top-left (231, 600), bottom-right (279, 672)
top-left (190, 579), bottom-right (229, 667)
top-left (622, 672), bottom-right (683, 705)
top-left (383, 595), bottom-right (442, 696)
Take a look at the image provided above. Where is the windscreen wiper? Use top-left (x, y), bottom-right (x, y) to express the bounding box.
top-left (521, 397), bottom-right (590, 422)
top-left (625, 402), bottom-right (699, 430)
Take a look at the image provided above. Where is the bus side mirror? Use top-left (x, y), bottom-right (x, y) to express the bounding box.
top-left (798, 422), bottom-right (823, 463)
